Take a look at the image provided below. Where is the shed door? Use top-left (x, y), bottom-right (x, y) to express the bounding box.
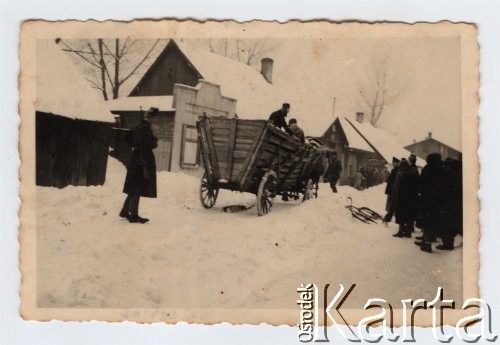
top-left (154, 140), bottom-right (172, 171)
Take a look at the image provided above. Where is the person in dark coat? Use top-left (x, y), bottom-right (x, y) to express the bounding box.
top-left (415, 153), bottom-right (445, 252)
top-left (391, 159), bottom-right (420, 238)
top-left (406, 153), bottom-right (420, 233)
top-left (309, 152), bottom-right (326, 197)
top-left (268, 103), bottom-right (292, 135)
top-left (120, 107), bottom-right (159, 223)
top-left (325, 152), bottom-right (342, 193)
top-left (383, 157), bottom-right (400, 222)
top-left (438, 157), bottom-right (463, 249)
top-left (288, 118), bottom-right (305, 143)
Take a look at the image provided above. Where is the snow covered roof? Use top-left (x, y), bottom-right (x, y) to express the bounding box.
top-left (107, 96), bottom-right (175, 113)
top-left (36, 41), bottom-right (114, 122)
top-left (337, 117), bottom-right (374, 153)
top-left (172, 40), bottom-right (283, 118)
top-left (345, 117), bottom-right (426, 166)
top-left (405, 135), bottom-right (461, 154)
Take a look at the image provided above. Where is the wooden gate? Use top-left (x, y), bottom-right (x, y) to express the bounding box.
top-left (154, 140), bottom-right (172, 171)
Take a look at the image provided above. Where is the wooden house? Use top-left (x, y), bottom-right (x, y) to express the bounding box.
top-left (108, 39), bottom-right (281, 176)
top-left (322, 112), bottom-right (423, 185)
top-left (36, 41), bottom-right (114, 188)
top-left (405, 132), bottom-right (461, 161)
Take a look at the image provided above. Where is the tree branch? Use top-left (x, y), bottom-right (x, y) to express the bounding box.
top-left (118, 39), bottom-right (160, 85)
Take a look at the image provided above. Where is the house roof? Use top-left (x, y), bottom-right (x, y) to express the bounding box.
top-left (36, 41), bottom-right (114, 122)
top-left (405, 136), bottom-right (461, 153)
top-left (107, 96), bottom-right (175, 113)
top-left (345, 117), bottom-right (425, 166)
top-left (173, 40), bottom-right (285, 118)
top-left (337, 117), bottom-right (374, 153)
top-left (119, 39), bottom-right (285, 119)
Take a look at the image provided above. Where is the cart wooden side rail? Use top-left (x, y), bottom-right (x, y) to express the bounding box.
top-left (197, 115), bottom-right (323, 216)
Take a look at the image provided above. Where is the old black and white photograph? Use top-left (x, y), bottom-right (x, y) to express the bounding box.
top-left (18, 20), bottom-right (479, 326)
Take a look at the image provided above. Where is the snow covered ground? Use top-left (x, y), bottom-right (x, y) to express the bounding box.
top-left (36, 157), bottom-right (462, 310)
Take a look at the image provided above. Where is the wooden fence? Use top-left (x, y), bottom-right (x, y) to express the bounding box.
top-left (36, 111), bottom-right (112, 188)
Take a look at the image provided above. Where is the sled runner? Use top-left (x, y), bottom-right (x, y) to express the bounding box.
top-left (345, 197), bottom-right (383, 224)
top-left (197, 115), bottom-right (325, 216)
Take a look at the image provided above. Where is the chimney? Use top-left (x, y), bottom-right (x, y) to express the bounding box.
top-left (428, 132), bottom-right (432, 139)
top-left (260, 58), bottom-right (273, 83)
top-left (356, 112), bottom-right (364, 123)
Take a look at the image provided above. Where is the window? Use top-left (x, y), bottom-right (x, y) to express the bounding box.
top-left (181, 125), bottom-right (199, 167)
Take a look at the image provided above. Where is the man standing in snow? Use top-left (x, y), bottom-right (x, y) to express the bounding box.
top-left (436, 157), bottom-right (462, 250)
top-left (325, 152), bottom-right (342, 193)
top-left (268, 103), bottom-right (292, 135)
top-left (391, 159), bottom-right (420, 238)
top-left (414, 153), bottom-right (445, 253)
top-left (406, 153), bottom-right (420, 233)
top-left (383, 157), bottom-right (400, 223)
top-left (288, 118), bottom-right (305, 143)
top-left (120, 107), bottom-right (159, 224)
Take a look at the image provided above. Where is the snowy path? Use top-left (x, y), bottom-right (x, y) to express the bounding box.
top-left (36, 158), bottom-right (462, 310)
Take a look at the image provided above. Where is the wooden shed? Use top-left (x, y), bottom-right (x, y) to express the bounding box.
top-left (36, 40), bottom-right (115, 187)
top-left (36, 112), bottom-right (112, 187)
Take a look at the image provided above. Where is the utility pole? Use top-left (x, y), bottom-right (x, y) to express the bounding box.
top-left (332, 97), bottom-right (336, 118)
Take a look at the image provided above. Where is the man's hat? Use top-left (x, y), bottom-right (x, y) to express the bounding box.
top-left (146, 107), bottom-right (159, 116)
top-left (408, 153), bottom-right (417, 163)
top-left (282, 103), bottom-right (291, 108)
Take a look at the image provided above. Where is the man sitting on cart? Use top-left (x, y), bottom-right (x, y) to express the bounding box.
top-left (288, 118), bottom-right (305, 144)
top-left (268, 103), bottom-right (293, 135)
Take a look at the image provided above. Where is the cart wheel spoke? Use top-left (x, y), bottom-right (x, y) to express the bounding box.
top-left (257, 170), bottom-right (276, 216)
top-left (199, 171), bottom-right (219, 209)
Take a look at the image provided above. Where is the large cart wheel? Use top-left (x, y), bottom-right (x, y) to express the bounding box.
top-left (257, 170), bottom-right (277, 216)
top-left (302, 178), bottom-right (315, 202)
top-left (200, 171), bottom-right (219, 209)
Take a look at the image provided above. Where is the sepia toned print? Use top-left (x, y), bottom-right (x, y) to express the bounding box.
top-left (19, 20), bottom-right (479, 326)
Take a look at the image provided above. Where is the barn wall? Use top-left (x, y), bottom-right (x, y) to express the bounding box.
top-left (129, 42), bottom-right (200, 97)
top-left (36, 111), bottom-right (112, 188)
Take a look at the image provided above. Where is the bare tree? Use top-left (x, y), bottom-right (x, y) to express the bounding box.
top-left (358, 57), bottom-right (408, 126)
top-left (55, 38), bottom-right (162, 100)
top-left (207, 38), bottom-right (277, 66)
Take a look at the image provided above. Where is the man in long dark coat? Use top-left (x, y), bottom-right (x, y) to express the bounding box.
top-left (268, 103), bottom-right (292, 135)
top-left (119, 108), bottom-right (159, 223)
top-left (438, 157), bottom-right (463, 249)
top-left (391, 159), bottom-right (420, 238)
top-left (415, 153), bottom-right (445, 252)
top-left (383, 157), bottom-right (400, 222)
top-left (406, 153), bottom-right (420, 233)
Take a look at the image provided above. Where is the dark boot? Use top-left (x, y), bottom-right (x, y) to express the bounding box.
top-left (393, 225), bottom-right (405, 237)
top-left (420, 241), bottom-right (433, 253)
top-left (402, 224), bottom-right (412, 238)
top-left (120, 196), bottom-right (131, 219)
top-left (128, 215), bottom-right (149, 224)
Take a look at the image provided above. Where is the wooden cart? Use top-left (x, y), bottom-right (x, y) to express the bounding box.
top-left (197, 115), bottom-right (324, 216)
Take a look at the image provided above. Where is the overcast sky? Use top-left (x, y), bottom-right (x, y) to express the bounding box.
top-left (244, 36), bottom-right (462, 150)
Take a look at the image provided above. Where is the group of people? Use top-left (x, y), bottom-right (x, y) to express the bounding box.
top-left (384, 153), bottom-right (463, 252)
